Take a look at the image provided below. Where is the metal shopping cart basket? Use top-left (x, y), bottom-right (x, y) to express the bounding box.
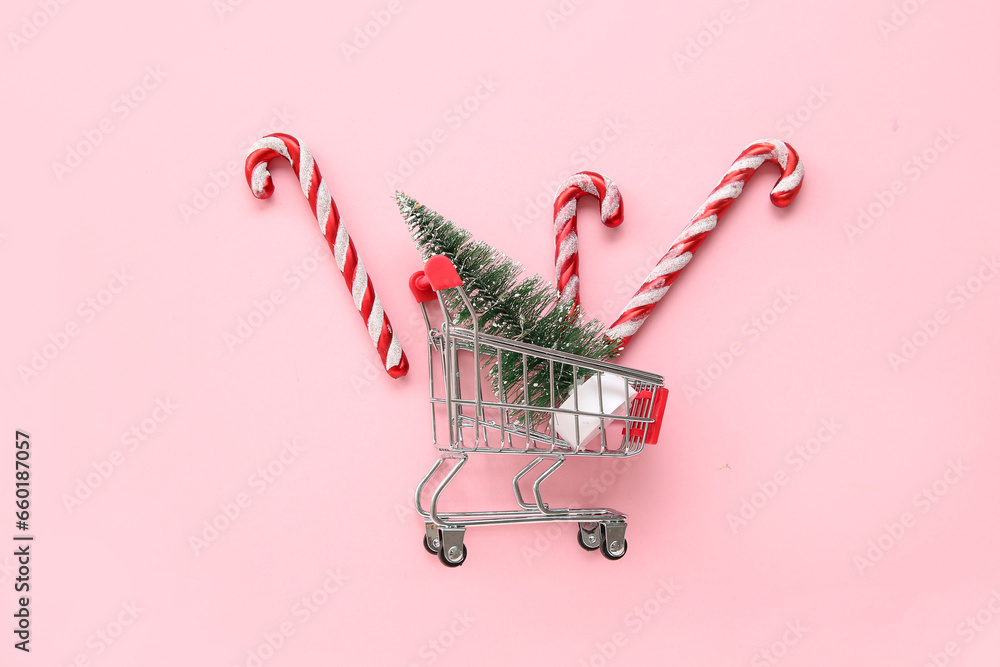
top-left (410, 256), bottom-right (668, 566)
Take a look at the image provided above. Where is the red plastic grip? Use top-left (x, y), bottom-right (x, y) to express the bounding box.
top-left (423, 255), bottom-right (463, 291)
top-left (409, 271), bottom-right (436, 303)
top-left (624, 388), bottom-right (668, 445)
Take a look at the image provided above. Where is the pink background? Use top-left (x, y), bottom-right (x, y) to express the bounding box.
top-left (3, 0), bottom-right (999, 664)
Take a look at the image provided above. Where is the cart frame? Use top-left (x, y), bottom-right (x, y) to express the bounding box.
top-left (410, 256), bottom-right (667, 566)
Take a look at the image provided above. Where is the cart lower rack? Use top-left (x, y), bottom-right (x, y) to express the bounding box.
top-left (410, 256), bottom-right (667, 566)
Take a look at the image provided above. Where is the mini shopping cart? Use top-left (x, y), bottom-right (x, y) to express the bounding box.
top-left (410, 256), bottom-right (668, 566)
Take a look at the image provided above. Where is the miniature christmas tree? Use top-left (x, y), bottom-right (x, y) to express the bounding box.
top-left (397, 192), bottom-right (620, 422)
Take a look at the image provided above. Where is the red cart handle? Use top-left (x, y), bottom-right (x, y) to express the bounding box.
top-left (410, 255), bottom-right (463, 303)
top-left (624, 388), bottom-right (668, 445)
top-left (409, 271), bottom-right (435, 303)
top-left (423, 255), bottom-right (463, 290)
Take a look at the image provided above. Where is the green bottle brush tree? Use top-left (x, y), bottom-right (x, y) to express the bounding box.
top-left (397, 192), bottom-right (621, 423)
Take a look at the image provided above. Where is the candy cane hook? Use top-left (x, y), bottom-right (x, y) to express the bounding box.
top-left (553, 172), bottom-right (624, 310)
top-left (245, 133), bottom-right (408, 379)
top-left (606, 139), bottom-right (803, 348)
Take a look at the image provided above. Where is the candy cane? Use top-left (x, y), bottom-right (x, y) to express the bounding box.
top-left (245, 133), bottom-right (408, 379)
top-left (553, 172), bottom-right (624, 310)
top-left (606, 139), bottom-right (803, 348)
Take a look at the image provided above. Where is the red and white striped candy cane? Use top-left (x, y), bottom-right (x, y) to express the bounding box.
top-left (553, 171), bottom-right (624, 310)
top-left (606, 139), bottom-right (804, 348)
top-left (245, 133), bottom-right (408, 379)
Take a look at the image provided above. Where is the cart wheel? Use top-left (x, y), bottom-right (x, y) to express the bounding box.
top-left (577, 523), bottom-right (601, 551)
top-left (438, 544), bottom-right (467, 567)
top-left (423, 533), bottom-right (440, 555)
top-left (600, 538), bottom-right (628, 561)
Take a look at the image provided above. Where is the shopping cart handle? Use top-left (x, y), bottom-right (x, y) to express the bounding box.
top-left (409, 271), bottom-right (437, 303)
top-left (423, 255), bottom-right (463, 291)
top-left (623, 388), bottom-right (669, 445)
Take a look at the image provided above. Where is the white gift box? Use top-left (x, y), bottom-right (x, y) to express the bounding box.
top-left (553, 372), bottom-right (630, 450)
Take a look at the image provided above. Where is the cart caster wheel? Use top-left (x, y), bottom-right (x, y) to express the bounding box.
top-left (423, 533), bottom-right (440, 555)
top-left (577, 523), bottom-right (601, 551)
top-left (600, 538), bottom-right (628, 561)
top-left (438, 544), bottom-right (467, 567)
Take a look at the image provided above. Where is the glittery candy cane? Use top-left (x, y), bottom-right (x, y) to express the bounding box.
top-left (553, 171), bottom-right (624, 310)
top-left (606, 139), bottom-right (803, 348)
top-left (245, 133), bottom-right (408, 379)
